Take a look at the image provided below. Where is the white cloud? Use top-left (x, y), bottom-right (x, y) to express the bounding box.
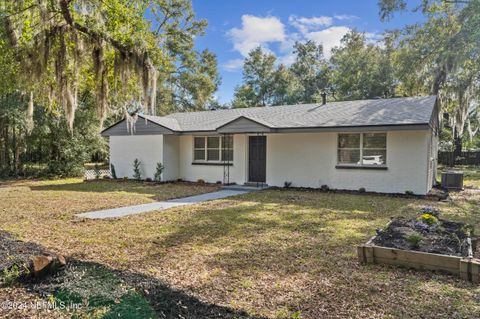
top-left (226, 14), bottom-right (380, 63)
top-left (222, 58), bottom-right (244, 72)
top-left (227, 15), bottom-right (286, 57)
top-left (304, 26), bottom-right (351, 57)
top-left (334, 14), bottom-right (358, 21)
top-left (289, 15), bottom-right (333, 34)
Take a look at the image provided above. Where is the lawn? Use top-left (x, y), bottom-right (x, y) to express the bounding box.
top-left (1, 176), bottom-right (480, 318)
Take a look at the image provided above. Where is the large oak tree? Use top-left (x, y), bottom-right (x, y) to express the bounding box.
top-left (1, 0), bottom-right (219, 129)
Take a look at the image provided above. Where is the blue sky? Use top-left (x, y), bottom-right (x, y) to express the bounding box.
top-left (190, 0), bottom-right (424, 104)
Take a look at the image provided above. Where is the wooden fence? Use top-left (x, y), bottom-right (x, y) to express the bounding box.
top-left (438, 151), bottom-right (480, 166)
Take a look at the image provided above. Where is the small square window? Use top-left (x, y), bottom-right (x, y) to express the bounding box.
top-left (337, 133), bottom-right (387, 166)
top-left (193, 136), bottom-right (234, 163)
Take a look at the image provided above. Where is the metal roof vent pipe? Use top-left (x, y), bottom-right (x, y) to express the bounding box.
top-left (321, 92), bottom-right (327, 105)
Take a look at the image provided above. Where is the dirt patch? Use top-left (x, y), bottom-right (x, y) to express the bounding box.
top-left (373, 208), bottom-right (473, 257)
top-left (0, 231), bottom-right (47, 280)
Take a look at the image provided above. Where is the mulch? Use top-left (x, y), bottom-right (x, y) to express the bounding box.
top-left (373, 217), bottom-right (472, 257)
top-left (0, 231), bottom-right (47, 278)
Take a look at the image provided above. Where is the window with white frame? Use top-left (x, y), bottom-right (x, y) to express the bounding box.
top-left (193, 136), bottom-right (234, 162)
top-left (337, 133), bottom-right (386, 166)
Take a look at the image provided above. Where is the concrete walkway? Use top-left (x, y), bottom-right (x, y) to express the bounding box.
top-left (76, 189), bottom-right (252, 219)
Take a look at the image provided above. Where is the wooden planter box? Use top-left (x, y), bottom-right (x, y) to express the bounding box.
top-left (358, 235), bottom-right (480, 283)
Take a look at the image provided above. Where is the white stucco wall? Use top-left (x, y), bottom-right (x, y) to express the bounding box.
top-left (109, 135), bottom-right (163, 179)
top-left (178, 135), bottom-right (247, 184)
top-left (162, 135), bottom-right (180, 181)
top-left (109, 130), bottom-right (433, 195)
top-left (266, 131), bottom-right (431, 194)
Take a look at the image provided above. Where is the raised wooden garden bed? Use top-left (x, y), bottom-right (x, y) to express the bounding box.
top-left (358, 238), bottom-right (480, 283)
top-left (358, 208), bottom-right (480, 283)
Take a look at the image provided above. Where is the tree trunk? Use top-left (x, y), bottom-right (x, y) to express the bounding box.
top-left (453, 136), bottom-right (463, 161)
top-left (12, 112), bottom-right (17, 175)
top-left (4, 97), bottom-right (10, 174)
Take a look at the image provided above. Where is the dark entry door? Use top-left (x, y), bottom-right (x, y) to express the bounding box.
top-left (249, 136), bottom-right (266, 183)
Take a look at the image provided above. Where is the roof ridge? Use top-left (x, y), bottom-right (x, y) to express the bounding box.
top-left (165, 95), bottom-right (436, 118)
top-left (101, 96), bottom-right (436, 135)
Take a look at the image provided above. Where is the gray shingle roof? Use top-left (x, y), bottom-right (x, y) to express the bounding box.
top-left (137, 96), bottom-right (437, 132)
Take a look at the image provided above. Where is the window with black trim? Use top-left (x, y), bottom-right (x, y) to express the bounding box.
top-left (338, 133), bottom-right (386, 166)
top-left (193, 136), bottom-right (234, 162)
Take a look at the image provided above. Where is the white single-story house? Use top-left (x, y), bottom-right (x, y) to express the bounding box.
top-left (101, 96), bottom-right (439, 195)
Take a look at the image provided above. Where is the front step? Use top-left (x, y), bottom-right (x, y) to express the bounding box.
top-left (243, 182), bottom-right (268, 188)
top-left (222, 183), bottom-right (269, 192)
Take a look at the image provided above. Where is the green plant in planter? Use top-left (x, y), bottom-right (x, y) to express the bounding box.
top-left (133, 159), bottom-right (142, 180)
top-left (462, 224), bottom-right (475, 236)
top-left (418, 213), bottom-right (438, 226)
top-left (406, 232), bottom-right (423, 248)
top-left (449, 232), bottom-right (462, 248)
top-left (154, 162), bottom-right (165, 182)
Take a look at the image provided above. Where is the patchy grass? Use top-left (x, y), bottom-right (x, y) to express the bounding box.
top-left (52, 262), bottom-right (157, 318)
top-left (462, 167), bottom-right (480, 188)
top-left (1, 179), bottom-right (480, 318)
top-left (0, 178), bottom-right (218, 225)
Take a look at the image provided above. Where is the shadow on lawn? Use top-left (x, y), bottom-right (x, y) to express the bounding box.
top-left (156, 190), bottom-right (422, 251)
top-left (138, 192), bottom-right (480, 318)
top-left (29, 180), bottom-right (219, 202)
top-left (133, 189), bottom-right (440, 282)
top-left (29, 180), bottom-right (178, 193)
top-left (26, 260), bottom-right (266, 319)
top-left (1, 231), bottom-right (264, 319)
top-left (154, 191), bottom-right (479, 319)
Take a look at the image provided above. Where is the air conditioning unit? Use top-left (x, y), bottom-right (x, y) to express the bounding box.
top-left (441, 171), bottom-right (464, 190)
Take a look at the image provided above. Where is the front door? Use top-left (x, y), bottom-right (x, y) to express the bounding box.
top-left (248, 136), bottom-right (266, 183)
